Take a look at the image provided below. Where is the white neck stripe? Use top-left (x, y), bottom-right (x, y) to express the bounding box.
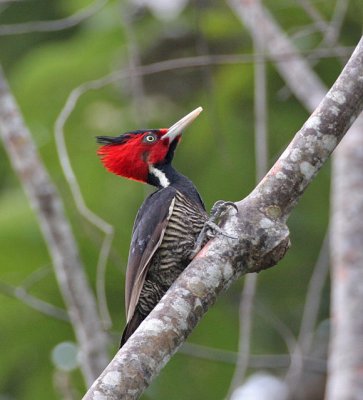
top-left (149, 165), bottom-right (170, 188)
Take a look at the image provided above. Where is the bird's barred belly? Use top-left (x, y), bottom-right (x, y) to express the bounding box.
top-left (137, 191), bottom-right (207, 317)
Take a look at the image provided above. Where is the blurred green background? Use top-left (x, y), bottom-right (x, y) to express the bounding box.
top-left (0, 0), bottom-right (362, 398)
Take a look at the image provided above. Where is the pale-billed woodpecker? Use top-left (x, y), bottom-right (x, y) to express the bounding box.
top-left (97, 107), bottom-right (233, 347)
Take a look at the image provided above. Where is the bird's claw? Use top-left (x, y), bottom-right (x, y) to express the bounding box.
top-left (210, 200), bottom-right (238, 223)
top-left (191, 200), bottom-right (238, 258)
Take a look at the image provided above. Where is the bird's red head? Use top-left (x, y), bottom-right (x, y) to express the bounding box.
top-left (97, 107), bottom-right (202, 183)
top-left (97, 128), bottom-right (173, 182)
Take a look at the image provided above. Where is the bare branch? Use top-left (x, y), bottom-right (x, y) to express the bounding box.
top-left (227, 275), bottom-right (258, 396)
top-left (55, 77), bottom-right (115, 331)
top-left (20, 265), bottom-right (52, 290)
top-left (323, 0), bottom-right (349, 46)
top-left (297, 0), bottom-right (348, 47)
top-left (282, 230), bottom-right (330, 391)
top-left (228, 10), bottom-right (268, 395)
top-left (53, 370), bottom-right (79, 400)
top-left (297, 0), bottom-right (332, 33)
top-left (0, 280), bottom-right (70, 322)
top-left (83, 36), bottom-right (363, 400)
top-left (228, 0), bottom-right (326, 111)
top-left (0, 67), bottom-right (109, 386)
top-left (0, 265), bottom-right (72, 321)
top-left (0, 0), bottom-right (107, 35)
top-left (120, 3), bottom-right (147, 125)
top-left (297, 0), bottom-right (350, 63)
top-left (298, 231), bottom-right (330, 354)
top-left (250, 0), bottom-right (269, 185)
top-left (257, 302), bottom-right (298, 358)
top-left (181, 342), bottom-right (326, 372)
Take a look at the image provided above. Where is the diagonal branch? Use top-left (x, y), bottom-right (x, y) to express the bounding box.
top-left (0, 0), bottom-right (107, 35)
top-left (0, 66), bottom-right (109, 386)
top-left (0, 280), bottom-right (70, 322)
top-left (83, 36), bottom-right (363, 400)
top-left (227, 0), bottom-right (326, 110)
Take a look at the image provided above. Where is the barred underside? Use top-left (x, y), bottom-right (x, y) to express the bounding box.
top-left (137, 191), bottom-right (208, 318)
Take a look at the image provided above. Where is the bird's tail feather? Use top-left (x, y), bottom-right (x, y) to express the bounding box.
top-left (120, 311), bottom-right (145, 348)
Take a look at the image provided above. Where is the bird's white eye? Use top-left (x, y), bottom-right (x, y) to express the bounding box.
top-left (143, 133), bottom-right (157, 143)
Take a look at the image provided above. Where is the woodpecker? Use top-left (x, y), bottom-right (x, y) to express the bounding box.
top-left (97, 107), bottom-right (210, 346)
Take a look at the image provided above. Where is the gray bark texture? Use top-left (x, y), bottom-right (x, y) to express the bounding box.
top-left (83, 37), bottom-right (363, 399)
top-left (0, 67), bottom-right (109, 386)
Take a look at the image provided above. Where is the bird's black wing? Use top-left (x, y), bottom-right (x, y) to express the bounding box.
top-left (125, 186), bottom-right (177, 323)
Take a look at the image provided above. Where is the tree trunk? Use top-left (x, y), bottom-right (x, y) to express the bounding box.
top-left (326, 127), bottom-right (363, 399)
top-left (0, 67), bottom-right (109, 386)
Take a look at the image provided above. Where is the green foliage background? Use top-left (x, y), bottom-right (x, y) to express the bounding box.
top-left (0, 0), bottom-right (361, 398)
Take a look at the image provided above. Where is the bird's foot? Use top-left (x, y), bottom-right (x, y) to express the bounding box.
top-left (191, 201), bottom-right (238, 257)
top-left (209, 200), bottom-right (238, 224)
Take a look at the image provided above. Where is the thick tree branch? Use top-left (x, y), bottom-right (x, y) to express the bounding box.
top-left (0, 67), bottom-right (109, 386)
top-left (84, 37), bottom-right (363, 400)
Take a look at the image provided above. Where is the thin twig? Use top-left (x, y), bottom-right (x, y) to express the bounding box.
top-left (253, 17), bottom-right (268, 183)
top-left (193, 1), bottom-right (229, 160)
top-left (296, 0), bottom-right (329, 32)
top-left (0, 281), bottom-right (70, 322)
top-left (53, 371), bottom-right (80, 400)
top-left (181, 342), bottom-right (326, 372)
top-left (227, 275), bottom-right (258, 398)
top-left (20, 265), bottom-right (52, 290)
top-left (227, 6), bottom-right (269, 396)
top-left (0, 0), bottom-right (107, 35)
top-left (120, 3), bottom-right (147, 125)
top-left (284, 230), bottom-right (330, 389)
top-left (257, 302), bottom-right (299, 362)
top-left (256, 301), bottom-right (305, 393)
top-left (297, 0), bottom-right (348, 47)
top-left (55, 81), bottom-right (115, 330)
top-left (297, 0), bottom-right (349, 63)
top-left (55, 50), bottom-right (353, 105)
top-left (298, 230), bottom-right (330, 354)
top-left (228, 0), bottom-right (326, 110)
top-left (323, 0), bottom-right (349, 46)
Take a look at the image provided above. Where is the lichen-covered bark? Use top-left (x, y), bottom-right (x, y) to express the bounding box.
top-left (83, 38), bottom-right (363, 399)
top-left (0, 67), bottom-right (109, 386)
